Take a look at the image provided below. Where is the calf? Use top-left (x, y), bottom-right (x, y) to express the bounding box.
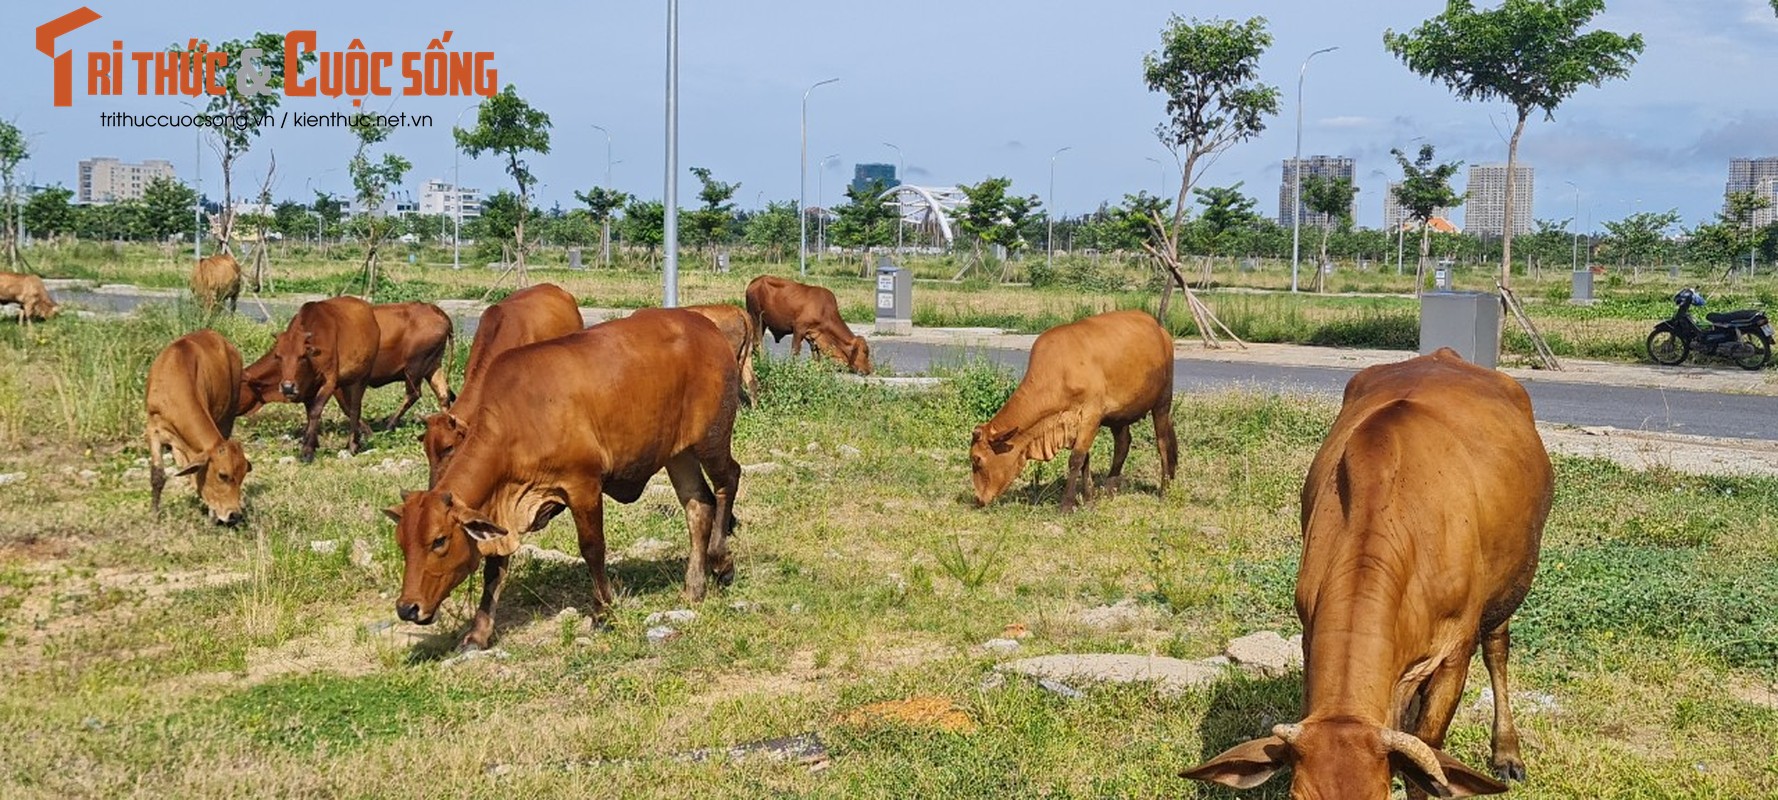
top-left (1183, 348), bottom-right (1554, 799)
top-left (682, 303), bottom-right (760, 405)
top-left (421, 283), bottom-right (582, 484)
top-left (144, 330), bottom-right (251, 524)
top-left (190, 253), bottom-right (242, 314)
top-left (744, 275), bottom-right (872, 374)
top-left (261, 296), bottom-right (380, 462)
top-left (970, 310), bottom-right (1177, 512)
top-left (387, 309), bottom-right (741, 651)
top-left (0, 272), bottom-right (59, 328)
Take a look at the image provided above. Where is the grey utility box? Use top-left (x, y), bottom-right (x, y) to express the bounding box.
top-left (1433, 260), bottom-right (1454, 291)
top-left (567, 247), bottom-right (583, 270)
top-left (875, 256), bottom-right (912, 335)
top-left (1420, 291), bottom-right (1502, 369)
top-left (1571, 269), bottom-right (1593, 304)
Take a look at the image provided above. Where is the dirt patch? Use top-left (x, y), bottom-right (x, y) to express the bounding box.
top-left (1538, 425), bottom-right (1778, 477)
top-left (837, 696), bottom-right (977, 733)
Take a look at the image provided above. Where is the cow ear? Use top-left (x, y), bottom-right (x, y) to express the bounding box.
top-left (990, 425), bottom-right (1019, 445)
top-left (445, 414), bottom-right (466, 433)
top-left (462, 515), bottom-right (515, 556)
top-left (1180, 735), bottom-right (1291, 790)
top-left (382, 504), bottom-right (404, 523)
top-left (173, 459), bottom-right (207, 477)
top-left (1392, 747), bottom-right (1508, 798)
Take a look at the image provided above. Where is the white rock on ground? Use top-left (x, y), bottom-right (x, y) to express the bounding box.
top-left (837, 444), bottom-right (862, 459)
top-left (645, 609), bottom-right (698, 626)
top-left (982, 638), bottom-right (1021, 655)
top-left (999, 654), bottom-right (1230, 696)
top-left (310, 540), bottom-right (341, 555)
top-left (1074, 599), bottom-right (1152, 632)
top-left (645, 625), bottom-right (682, 645)
top-left (1472, 688), bottom-right (1560, 714)
top-left (1224, 630), bottom-right (1304, 675)
top-left (517, 543), bottom-right (581, 564)
top-left (0, 473), bottom-right (26, 486)
top-left (742, 462), bottom-right (782, 475)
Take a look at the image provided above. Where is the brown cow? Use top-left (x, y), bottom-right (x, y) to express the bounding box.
top-left (970, 310), bottom-right (1177, 512)
top-left (744, 275), bottom-right (872, 374)
top-left (386, 309), bottom-right (741, 651)
top-left (239, 302), bottom-right (454, 430)
top-left (190, 253), bottom-right (242, 314)
top-left (0, 272), bottom-right (59, 327)
top-left (145, 330), bottom-right (251, 524)
top-left (1182, 348), bottom-right (1553, 799)
top-left (261, 296), bottom-right (380, 462)
top-left (682, 303), bottom-right (759, 405)
top-left (421, 283), bottom-right (582, 484)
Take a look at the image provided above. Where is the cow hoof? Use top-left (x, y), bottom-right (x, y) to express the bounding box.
top-left (455, 640), bottom-right (484, 655)
top-left (1491, 759), bottom-right (1526, 783)
top-left (714, 567), bottom-right (736, 588)
top-left (299, 452), bottom-right (315, 464)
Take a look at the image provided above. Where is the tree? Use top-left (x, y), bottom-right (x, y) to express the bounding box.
top-left (830, 179), bottom-right (898, 274)
top-left (1600, 209), bottom-right (1680, 277)
top-left (953, 177), bottom-right (1041, 280)
top-left (745, 201), bottom-right (799, 262)
top-left (573, 186), bottom-right (629, 267)
top-left (23, 185), bottom-right (74, 240)
top-left (1385, 0), bottom-right (1643, 288)
top-left (1143, 15), bottom-right (1279, 317)
top-left (686, 167), bottom-right (739, 267)
top-left (347, 112), bottom-right (412, 296)
top-left (272, 200), bottom-right (312, 241)
top-left (1691, 191), bottom-right (1772, 277)
top-left (619, 198), bottom-right (666, 267)
top-left (140, 176), bottom-right (202, 243)
top-left (455, 85), bottom-right (552, 283)
top-left (0, 120), bottom-right (27, 268)
top-left (1301, 175), bottom-right (1359, 292)
top-left (1187, 182), bottom-right (1260, 282)
top-left (173, 34), bottom-right (314, 249)
top-left (1391, 144), bottom-right (1465, 295)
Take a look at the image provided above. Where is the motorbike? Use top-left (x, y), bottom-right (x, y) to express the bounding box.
top-left (1646, 288), bottom-right (1773, 370)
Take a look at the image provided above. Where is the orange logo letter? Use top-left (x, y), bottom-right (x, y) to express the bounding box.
top-left (36, 7), bottom-right (103, 107)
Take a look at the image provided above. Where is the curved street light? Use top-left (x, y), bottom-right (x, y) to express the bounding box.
top-left (1291, 45), bottom-right (1339, 293)
top-left (591, 123), bottom-right (613, 266)
top-left (882, 141), bottom-right (905, 252)
top-left (452, 103), bottom-right (478, 270)
top-left (1048, 146), bottom-right (1072, 273)
top-left (800, 78), bottom-right (839, 275)
top-left (818, 153), bottom-right (840, 260)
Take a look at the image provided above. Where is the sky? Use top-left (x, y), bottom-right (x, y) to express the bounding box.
top-left (5, 0), bottom-right (1777, 231)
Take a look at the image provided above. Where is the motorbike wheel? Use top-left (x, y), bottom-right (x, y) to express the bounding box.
top-left (1646, 330), bottom-right (1688, 365)
top-left (1731, 332), bottom-right (1771, 370)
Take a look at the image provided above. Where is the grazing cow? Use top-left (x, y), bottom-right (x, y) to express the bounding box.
top-left (0, 272), bottom-right (59, 327)
top-left (970, 310), bottom-right (1177, 512)
top-left (144, 330), bottom-right (251, 524)
top-left (386, 309), bottom-right (741, 651)
top-left (682, 303), bottom-right (760, 405)
top-left (190, 253), bottom-right (242, 314)
top-left (261, 296), bottom-right (380, 462)
top-left (1182, 348), bottom-right (1553, 800)
top-left (238, 302), bottom-right (455, 430)
top-left (421, 283), bottom-right (583, 484)
top-left (744, 275), bottom-right (872, 374)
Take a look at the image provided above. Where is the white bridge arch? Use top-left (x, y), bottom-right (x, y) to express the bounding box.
top-left (877, 184), bottom-right (968, 245)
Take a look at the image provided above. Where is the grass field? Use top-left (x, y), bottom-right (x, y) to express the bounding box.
top-left (0, 310), bottom-right (1774, 797)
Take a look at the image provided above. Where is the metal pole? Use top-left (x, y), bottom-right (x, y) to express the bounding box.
top-left (883, 141), bottom-right (903, 253)
top-left (592, 123), bottom-right (613, 267)
top-left (453, 104), bottom-right (476, 271)
top-left (817, 153), bottom-right (838, 261)
top-left (800, 77), bottom-right (839, 276)
top-left (1048, 146), bottom-right (1071, 274)
top-left (194, 126), bottom-right (202, 261)
top-left (1565, 180), bottom-right (1579, 272)
top-left (1396, 222), bottom-right (1405, 276)
top-left (662, 0), bottom-right (680, 306)
top-left (1291, 46), bottom-right (1338, 294)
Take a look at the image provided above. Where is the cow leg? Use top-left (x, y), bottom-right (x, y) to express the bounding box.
top-left (427, 366), bottom-right (455, 410)
top-left (1104, 424), bottom-right (1132, 494)
top-left (570, 492), bottom-right (615, 611)
top-left (740, 353), bottom-right (758, 408)
top-left (1403, 651), bottom-right (1474, 800)
top-left (147, 430), bottom-right (167, 515)
top-left (790, 326), bottom-right (807, 357)
top-left (383, 376), bottom-right (422, 431)
top-left (299, 381), bottom-right (336, 463)
top-left (666, 451), bottom-right (718, 601)
top-left (460, 553), bottom-right (510, 651)
top-left (1152, 403), bottom-right (1179, 491)
top-left (337, 382), bottom-right (371, 453)
top-left (699, 446), bottom-right (741, 586)
top-left (1482, 622), bottom-right (1527, 782)
top-left (1059, 426), bottom-right (1101, 513)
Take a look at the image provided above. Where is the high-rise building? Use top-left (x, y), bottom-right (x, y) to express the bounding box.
top-left (1726, 157), bottom-right (1778, 226)
top-left (851, 163), bottom-right (899, 194)
top-left (77, 157), bottom-right (176, 204)
top-left (1464, 163), bottom-right (1534, 237)
top-left (1381, 181), bottom-right (1451, 231)
top-left (1278, 155), bottom-right (1355, 228)
top-left (418, 179), bottom-right (481, 219)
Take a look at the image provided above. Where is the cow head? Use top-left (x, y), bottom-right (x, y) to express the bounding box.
top-left (969, 423), bottom-right (1025, 507)
top-left (30, 294), bottom-right (59, 321)
top-left (419, 412), bottom-right (469, 485)
top-left (385, 489), bottom-right (509, 625)
top-left (846, 337), bottom-right (873, 375)
top-left (176, 439), bottom-right (251, 525)
top-left (268, 329), bottom-right (320, 399)
top-left (1182, 720), bottom-right (1507, 799)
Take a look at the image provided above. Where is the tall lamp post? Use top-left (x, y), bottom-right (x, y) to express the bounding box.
top-left (1048, 146), bottom-right (1071, 273)
top-left (1564, 180), bottom-right (1581, 272)
top-left (800, 77), bottom-right (839, 276)
top-left (452, 103), bottom-right (477, 270)
top-left (882, 141), bottom-right (904, 252)
top-left (591, 123), bottom-right (614, 266)
top-left (1290, 45), bottom-right (1338, 293)
top-left (662, 0), bottom-right (680, 306)
top-left (179, 100), bottom-right (203, 260)
top-left (817, 153), bottom-right (839, 261)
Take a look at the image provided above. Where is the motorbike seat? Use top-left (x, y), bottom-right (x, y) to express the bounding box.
top-left (1706, 309), bottom-right (1763, 325)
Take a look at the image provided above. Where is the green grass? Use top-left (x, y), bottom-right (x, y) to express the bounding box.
top-left (0, 308), bottom-right (1775, 796)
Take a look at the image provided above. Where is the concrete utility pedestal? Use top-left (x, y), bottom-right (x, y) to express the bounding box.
top-left (875, 256), bottom-right (912, 335)
top-left (1571, 269), bottom-right (1594, 304)
top-left (1420, 291), bottom-right (1502, 369)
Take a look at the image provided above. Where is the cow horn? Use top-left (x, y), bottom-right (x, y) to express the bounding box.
top-left (1380, 729), bottom-right (1447, 788)
top-left (1270, 723), bottom-right (1303, 744)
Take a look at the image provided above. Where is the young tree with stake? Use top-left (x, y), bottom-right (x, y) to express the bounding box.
top-left (455, 86), bottom-right (552, 285)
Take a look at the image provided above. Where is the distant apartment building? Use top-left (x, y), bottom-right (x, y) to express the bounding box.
top-left (1381, 181), bottom-right (1451, 231)
top-left (1464, 163), bottom-right (1534, 237)
top-left (77, 157), bottom-right (175, 204)
top-left (418, 179), bottom-right (482, 219)
top-left (1726, 157), bottom-right (1778, 226)
top-left (851, 163), bottom-right (899, 194)
top-left (1278, 155), bottom-right (1355, 228)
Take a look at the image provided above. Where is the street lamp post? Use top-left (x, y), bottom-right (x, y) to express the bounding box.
top-left (800, 78), bottom-right (839, 276)
top-left (817, 153), bottom-right (839, 261)
top-left (179, 100), bottom-right (203, 260)
top-left (1564, 180), bottom-right (1580, 272)
top-left (1290, 45), bottom-right (1338, 293)
top-left (592, 123), bottom-right (613, 267)
top-left (663, 0), bottom-right (680, 306)
top-left (882, 141), bottom-right (904, 253)
top-left (452, 103), bottom-right (477, 270)
top-left (1048, 146), bottom-right (1071, 274)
